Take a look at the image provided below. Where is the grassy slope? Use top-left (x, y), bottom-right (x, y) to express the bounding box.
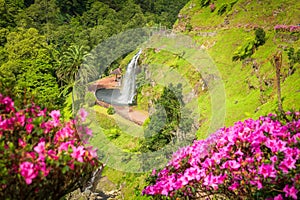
top-left (174, 0), bottom-right (300, 137)
top-left (87, 105), bottom-right (150, 199)
top-left (92, 1), bottom-right (300, 199)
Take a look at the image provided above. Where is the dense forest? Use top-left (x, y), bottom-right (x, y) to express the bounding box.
top-left (0, 0), bottom-right (188, 111)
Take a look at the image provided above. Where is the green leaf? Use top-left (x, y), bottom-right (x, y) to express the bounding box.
top-left (62, 165), bottom-right (69, 174)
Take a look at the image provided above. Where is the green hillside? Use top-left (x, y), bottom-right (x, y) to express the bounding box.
top-left (139, 0), bottom-right (300, 138)
top-left (88, 1), bottom-right (300, 199)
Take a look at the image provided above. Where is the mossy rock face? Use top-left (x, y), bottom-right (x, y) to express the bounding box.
top-left (65, 176), bottom-right (121, 200)
top-left (95, 176), bottom-right (117, 193)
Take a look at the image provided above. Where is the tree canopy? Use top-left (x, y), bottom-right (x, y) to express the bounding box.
top-left (0, 0), bottom-right (188, 109)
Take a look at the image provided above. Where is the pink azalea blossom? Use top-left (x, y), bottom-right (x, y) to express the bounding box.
top-left (143, 112), bottom-right (300, 199)
top-left (250, 178), bottom-right (263, 189)
top-left (54, 125), bottom-right (75, 142)
top-left (71, 146), bottom-right (85, 162)
top-left (283, 185), bottom-right (298, 199)
top-left (2, 96), bottom-right (14, 112)
top-left (16, 112), bottom-right (25, 126)
top-left (37, 108), bottom-right (47, 117)
top-left (37, 161), bottom-right (50, 177)
top-left (280, 157), bottom-right (296, 171)
top-left (228, 182), bottom-right (239, 191)
top-left (25, 124), bottom-right (34, 133)
top-left (274, 194), bottom-right (283, 200)
top-left (20, 162), bottom-right (38, 185)
top-left (49, 110), bottom-right (60, 121)
top-left (58, 141), bottom-right (74, 152)
top-left (270, 155), bottom-right (278, 164)
top-left (34, 141), bottom-right (46, 155)
top-left (34, 141), bottom-right (46, 161)
top-left (18, 138), bottom-right (26, 148)
top-left (47, 149), bottom-right (59, 160)
top-left (86, 146), bottom-right (98, 158)
top-left (258, 163), bottom-right (277, 178)
top-left (49, 110), bottom-right (60, 127)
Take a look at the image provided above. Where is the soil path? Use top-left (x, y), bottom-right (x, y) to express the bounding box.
top-left (93, 76), bottom-right (149, 125)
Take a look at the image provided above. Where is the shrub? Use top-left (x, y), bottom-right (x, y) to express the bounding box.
top-left (255, 27), bottom-right (266, 46)
top-left (185, 23), bottom-right (193, 32)
top-left (143, 111), bottom-right (300, 200)
top-left (286, 47), bottom-right (300, 67)
top-left (232, 38), bottom-right (256, 61)
top-left (232, 28), bottom-right (266, 61)
top-left (217, 3), bottom-right (228, 15)
top-left (0, 94), bottom-right (100, 199)
top-left (105, 128), bottom-right (121, 140)
top-left (200, 0), bottom-right (210, 7)
top-left (107, 106), bottom-right (116, 115)
top-left (96, 112), bottom-right (117, 129)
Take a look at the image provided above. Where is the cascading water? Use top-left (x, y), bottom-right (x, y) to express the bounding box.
top-left (118, 50), bottom-right (142, 104)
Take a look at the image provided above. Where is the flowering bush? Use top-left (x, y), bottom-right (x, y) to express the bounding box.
top-left (143, 111), bottom-right (300, 199)
top-left (274, 25), bottom-right (300, 33)
top-left (0, 94), bottom-right (100, 199)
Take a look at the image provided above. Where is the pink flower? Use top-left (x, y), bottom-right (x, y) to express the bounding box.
top-left (142, 112), bottom-right (300, 197)
top-left (71, 146), bottom-right (85, 162)
top-left (203, 173), bottom-right (224, 190)
top-left (16, 112), bottom-right (25, 126)
top-left (49, 110), bottom-right (60, 127)
top-left (258, 163), bottom-right (277, 178)
top-left (270, 155), bottom-right (278, 164)
top-left (34, 141), bottom-right (46, 155)
top-left (265, 139), bottom-right (278, 152)
top-left (228, 182), bottom-right (239, 191)
top-left (25, 124), bottom-right (34, 133)
top-left (58, 141), bottom-right (74, 152)
top-left (161, 182), bottom-right (172, 196)
top-left (20, 162), bottom-right (38, 185)
top-left (37, 108), bottom-right (47, 117)
top-left (275, 140), bottom-right (287, 152)
top-left (86, 146), bottom-right (98, 158)
top-left (178, 174), bottom-right (189, 186)
top-left (283, 185), bottom-right (298, 199)
top-left (280, 157), bottom-right (296, 171)
top-left (78, 108), bottom-right (88, 122)
top-left (274, 194), bottom-right (283, 200)
top-left (47, 149), bottom-right (59, 160)
top-left (18, 138), bottom-right (26, 148)
top-left (49, 110), bottom-right (60, 121)
top-left (250, 178), bottom-right (263, 189)
top-left (54, 125), bottom-right (75, 142)
top-left (34, 141), bottom-right (46, 161)
top-left (37, 161), bottom-right (50, 177)
top-left (222, 160), bottom-right (241, 170)
top-left (235, 149), bottom-right (244, 157)
top-left (184, 166), bottom-right (200, 181)
top-left (286, 111), bottom-right (292, 115)
top-left (2, 96), bottom-right (14, 112)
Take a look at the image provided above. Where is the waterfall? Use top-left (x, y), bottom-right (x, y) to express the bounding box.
top-left (118, 50), bottom-right (141, 104)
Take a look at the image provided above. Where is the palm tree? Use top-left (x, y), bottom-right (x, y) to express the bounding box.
top-left (56, 44), bottom-right (100, 116)
top-left (57, 44), bottom-right (89, 87)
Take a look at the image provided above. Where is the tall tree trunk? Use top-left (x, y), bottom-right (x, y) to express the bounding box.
top-left (271, 51), bottom-right (283, 113)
